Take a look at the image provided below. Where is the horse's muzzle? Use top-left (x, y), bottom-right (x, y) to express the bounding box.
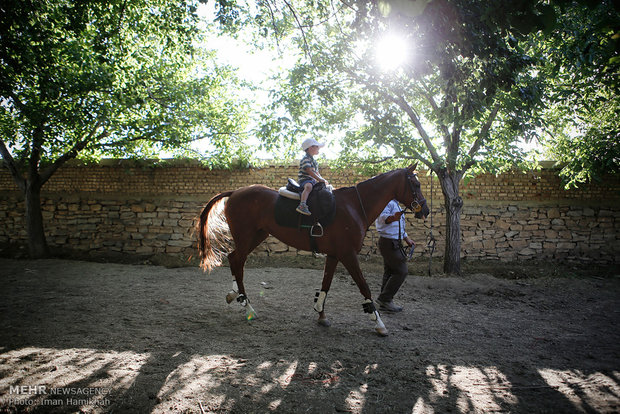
top-left (414, 199), bottom-right (430, 219)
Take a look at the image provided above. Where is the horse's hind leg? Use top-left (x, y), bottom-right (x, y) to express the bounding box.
top-left (315, 255), bottom-right (338, 327)
top-left (227, 230), bottom-right (268, 319)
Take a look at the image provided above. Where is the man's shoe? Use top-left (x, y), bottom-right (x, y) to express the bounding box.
top-left (296, 202), bottom-right (312, 216)
top-left (376, 299), bottom-right (403, 313)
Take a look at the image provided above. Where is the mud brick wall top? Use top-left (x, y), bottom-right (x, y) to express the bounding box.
top-left (1, 159), bottom-right (618, 202)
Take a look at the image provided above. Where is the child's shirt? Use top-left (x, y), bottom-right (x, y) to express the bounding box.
top-left (298, 153), bottom-right (319, 182)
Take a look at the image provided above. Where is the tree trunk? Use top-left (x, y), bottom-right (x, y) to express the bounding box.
top-left (24, 181), bottom-right (49, 258)
top-left (438, 169), bottom-right (463, 275)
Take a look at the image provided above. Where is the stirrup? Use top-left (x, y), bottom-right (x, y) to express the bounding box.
top-left (311, 222), bottom-right (323, 237)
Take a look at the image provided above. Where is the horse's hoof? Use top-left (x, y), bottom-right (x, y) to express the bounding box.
top-left (376, 327), bottom-right (389, 337)
top-left (317, 318), bottom-right (331, 327)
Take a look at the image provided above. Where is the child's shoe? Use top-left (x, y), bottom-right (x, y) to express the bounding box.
top-left (296, 202), bottom-right (312, 216)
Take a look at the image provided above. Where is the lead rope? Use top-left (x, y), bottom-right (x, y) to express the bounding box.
top-left (397, 205), bottom-right (410, 258)
top-left (427, 170), bottom-right (436, 276)
top-left (355, 185), bottom-right (373, 260)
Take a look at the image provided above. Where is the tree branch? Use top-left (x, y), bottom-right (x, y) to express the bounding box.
top-left (464, 103), bottom-right (500, 169)
top-left (344, 70), bottom-right (441, 169)
top-left (0, 138), bottom-right (26, 192)
top-left (391, 94), bottom-right (441, 164)
top-left (448, 109), bottom-right (463, 172)
top-left (28, 126), bottom-right (44, 187)
top-left (418, 81), bottom-right (451, 147)
top-left (263, 0), bottom-right (282, 49)
top-left (282, 0), bottom-right (312, 62)
top-left (39, 124), bottom-right (108, 185)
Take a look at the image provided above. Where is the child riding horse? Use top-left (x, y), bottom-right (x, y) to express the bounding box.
top-left (198, 164), bottom-right (429, 336)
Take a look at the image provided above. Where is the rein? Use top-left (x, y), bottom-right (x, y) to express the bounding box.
top-left (394, 170), bottom-right (426, 260)
top-left (354, 184), bottom-right (370, 231)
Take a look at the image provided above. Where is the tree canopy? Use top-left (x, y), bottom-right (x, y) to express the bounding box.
top-left (536, 0), bottom-right (620, 187)
top-left (248, 0), bottom-right (548, 170)
top-left (0, 0), bottom-right (250, 257)
top-left (0, 0), bottom-right (250, 171)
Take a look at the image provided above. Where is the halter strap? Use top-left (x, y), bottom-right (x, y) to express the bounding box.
top-left (405, 170), bottom-right (426, 213)
top-left (354, 184), bottom-right (370, 231)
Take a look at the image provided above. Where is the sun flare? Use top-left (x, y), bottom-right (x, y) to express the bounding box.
top-left (375, 33), bottom-right (410, 71)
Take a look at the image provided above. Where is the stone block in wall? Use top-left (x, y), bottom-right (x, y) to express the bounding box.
top-left (482, 239), bottom-right (495, 249)
top-left (120, 212), bottom-right (135, 220)
top-left (162, 219), bottom-right (178, 227)
top-left (505, 231), bottom-right (519, 238)
top-left (551, 218), bottom-right (565, 227)
top-left (542, 229), bottom-right (557, 240)
top-left (470, 241), bottom-right (483, 249)
top-left (167, 239), bottom-right (193, 248)
top-left (494, 219), bottom-right (511, 230)
top-left (497, 250), bottom-right (517, 260)
top-left (509, 239), bottom-right (527, 249)
top-left (267, 240), bottom-right (289, 254)
top-left (518, 247), bottom-right (536, 256)
top-left (135, 246), bottom-right (153, 254)
top-left (599, 209), bottom-right (615, 217)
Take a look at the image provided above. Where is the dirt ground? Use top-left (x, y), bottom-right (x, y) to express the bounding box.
top-left (0, 256), bottom-right (619, 414)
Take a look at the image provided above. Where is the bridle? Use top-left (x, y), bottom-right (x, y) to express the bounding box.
top-left (405, 170), bottom-right (426, 214)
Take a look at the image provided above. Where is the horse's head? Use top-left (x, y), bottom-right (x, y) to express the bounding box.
top-left (397, 163), bottom-right (430, 219)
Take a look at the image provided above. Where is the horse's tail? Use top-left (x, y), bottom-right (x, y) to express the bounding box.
top-left (198, 191), bottom-right (234, 272)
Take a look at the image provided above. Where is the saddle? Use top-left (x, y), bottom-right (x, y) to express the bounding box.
top-left (274, 179), bottom-right (336, 238)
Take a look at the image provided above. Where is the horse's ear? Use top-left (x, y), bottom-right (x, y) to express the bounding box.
top-left (407, 162), bottom-right (418, 173)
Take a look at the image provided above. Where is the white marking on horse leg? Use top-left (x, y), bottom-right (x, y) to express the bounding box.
top-left (363, 299), bottom-right (388, 336)
top-left (374, 311), bottom-right (388, 336)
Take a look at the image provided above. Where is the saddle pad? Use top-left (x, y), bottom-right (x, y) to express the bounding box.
top-left (274, 194), bottom-right (336, 229)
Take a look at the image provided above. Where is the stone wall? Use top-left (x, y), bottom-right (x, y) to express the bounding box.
top-left (1, 159), bottom-right (619, 264)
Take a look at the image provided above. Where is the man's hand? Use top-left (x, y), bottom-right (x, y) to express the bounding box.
top-left (404, 237), bottom-right (415, 247)
top-left (386, 211), bottom-right (404, 223)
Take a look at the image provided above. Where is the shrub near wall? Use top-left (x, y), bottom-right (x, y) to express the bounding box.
top-left (0, 159), bottom-right (618, 264)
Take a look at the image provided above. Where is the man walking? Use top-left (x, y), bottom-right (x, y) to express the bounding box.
top-left (375, 199), bottom-right (415, 313)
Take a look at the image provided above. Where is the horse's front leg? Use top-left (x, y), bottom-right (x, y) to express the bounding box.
top-left (315, 255), bottom-right (338, 327)
top-left (339, 253), bottom-right (388, 337)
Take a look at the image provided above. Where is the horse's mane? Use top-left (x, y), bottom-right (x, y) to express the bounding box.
top-left (332, 168), bottom-right (403, 193)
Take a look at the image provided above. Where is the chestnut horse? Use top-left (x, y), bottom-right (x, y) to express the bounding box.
top-left (197, 164), bottom-right (429, 336)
